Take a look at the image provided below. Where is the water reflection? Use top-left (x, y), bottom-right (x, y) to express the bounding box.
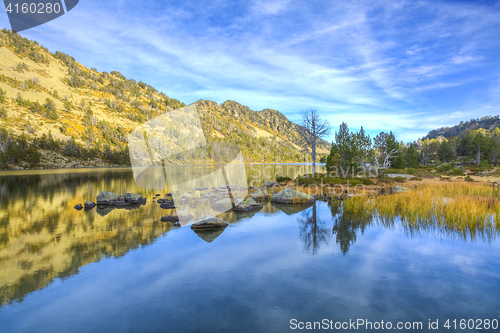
top-left (0, 166), bottom-right (323, 307)
top-left (298, 204), bottom-right (331, 255)
top-left (0, 166), bottom-right (498, 312)
top-left (331, 202), bottom-right (372, 255)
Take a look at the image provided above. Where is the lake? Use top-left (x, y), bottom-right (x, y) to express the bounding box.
top-left (0, 165), bottom-right (499, 332)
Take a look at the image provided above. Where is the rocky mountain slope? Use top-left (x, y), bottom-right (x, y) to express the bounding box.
top-left (0, 29), bottom-right (330, 168)
top-left (423, 116), bottom-right (500, 140)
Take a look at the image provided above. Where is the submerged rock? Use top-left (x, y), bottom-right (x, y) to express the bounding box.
top-left (191, 215), bottom-right (228, 230)
top-left (233, 197), bottom-right (263, 212)
top-left (250, 189), bottom-right (268, 201)
top-left (161, 212), bottom-right (193, 223)
top-left (84, 201), bottom-right (96, 209)
top-left (74, 203), bottom-right (83, 210)
top-left (271, 188), bottom-right (315, 204)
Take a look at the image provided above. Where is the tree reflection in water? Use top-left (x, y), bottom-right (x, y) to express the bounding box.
top-left (298, 203), bottom-right (331, 255)
top-left (331, 201), bottom-right (372, 255)
top-left (298, 201), bottom-right (374, 255)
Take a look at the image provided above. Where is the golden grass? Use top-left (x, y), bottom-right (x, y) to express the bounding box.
top-left (343, 183), bottom-right (500, 240)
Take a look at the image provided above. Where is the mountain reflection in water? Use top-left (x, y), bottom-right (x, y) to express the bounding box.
top-left (0, 166), bottom-right (498, 332)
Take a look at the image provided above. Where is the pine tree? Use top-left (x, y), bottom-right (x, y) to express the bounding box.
top-left (437, 140), bottom-right (454, 162)
top-left (405, 143), bottom-right (419, 167)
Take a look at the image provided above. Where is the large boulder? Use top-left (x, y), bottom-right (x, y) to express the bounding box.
top-left (271, 188), bottom-right (315, 204)
top-left (191, 215), bottom-right (228, 230)
top-left (250, 189), bottom-right (268, 201)
top-left (96, 190), bottom-right (119, 203)
top-left (96, 191), bottom-right (146, 205)
top-left (233, 197), bottom-right (263, 212)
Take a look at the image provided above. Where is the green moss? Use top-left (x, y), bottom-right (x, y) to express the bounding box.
top-left (276, 175), bottom-right (291, 182)
top-left (393, 176), bottom-right (407, 183)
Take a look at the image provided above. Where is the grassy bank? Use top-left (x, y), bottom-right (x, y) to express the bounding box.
top-left (343, 183), bottom-right (500, 240)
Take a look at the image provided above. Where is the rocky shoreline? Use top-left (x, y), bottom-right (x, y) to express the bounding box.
top-left (72, 181), bottom-right (414, 232)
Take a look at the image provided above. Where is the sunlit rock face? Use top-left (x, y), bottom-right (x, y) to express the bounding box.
top-left (127, 105), bottom-right (248, 222)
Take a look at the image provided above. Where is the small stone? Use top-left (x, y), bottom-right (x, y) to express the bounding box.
top-left (195, 187), bottom-right (208, 191)
top-left (84, 200), bottom-right (96, 209)
top-left (74, 203), bottom-right (83, 210)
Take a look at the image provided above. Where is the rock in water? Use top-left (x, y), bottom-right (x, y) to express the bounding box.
top-left (158, 197), bottom-right (175, 209)
top-left (74, 203), bottom-right (83, 210)
top-left (250, 189), bottom-right (268, 201)
top-left (96, 191), bottom-right (146, 205)
top-left (271, 188), bottom-right (315, 204)
top-left (84, 201), bottom-right (96, 209)
top-left (96, 190), bottom-right (119, 204)
top-left (125, 192), bottom-right (147, 204)
top-left (264, 181), bottom-right (279, 188)
top-left (195, 187), bottom-right (208, 191)
top-left (233, 197), bottom-right (263, 212)
top-left (191, 215), bottom-right (228, 230)
top-left (211, 198), bottom-right (233, 211)
top-left (157, 197), bottom-right (172, 204)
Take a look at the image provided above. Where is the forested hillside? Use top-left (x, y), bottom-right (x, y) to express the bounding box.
top-left (423, 116), bottom-right (500, 140)
top-left (0, 29), bottom-right (329, 169)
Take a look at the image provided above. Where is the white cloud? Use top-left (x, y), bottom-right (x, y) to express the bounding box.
top-left (3, 0), bottom-right (500, 142)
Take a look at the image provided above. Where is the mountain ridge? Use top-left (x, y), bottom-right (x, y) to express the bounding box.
top-left (0, 29), bottom-right (329, 168)
top-left (422, 115), bottom-right (500, 140)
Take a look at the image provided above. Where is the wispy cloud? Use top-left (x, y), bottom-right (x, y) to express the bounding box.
top-left (1, 0), bottom-right (500, 142)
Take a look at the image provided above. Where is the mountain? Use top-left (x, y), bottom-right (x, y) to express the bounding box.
top-left (0, 29), bottom-right (330, 168)
top-left (422, 116), bottom-right (500, 140)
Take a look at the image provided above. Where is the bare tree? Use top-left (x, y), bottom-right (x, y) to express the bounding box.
top-left (301, 108), bottom-right (331, 174)
top-left (374, 148), bottom-right (397, 170)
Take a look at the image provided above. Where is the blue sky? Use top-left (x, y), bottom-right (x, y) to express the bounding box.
top-left (1, 0), bottom-right (500, 142)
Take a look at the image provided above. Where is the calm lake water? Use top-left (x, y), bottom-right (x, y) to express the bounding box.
top-left (0, 165), bottom-right (499, 333)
